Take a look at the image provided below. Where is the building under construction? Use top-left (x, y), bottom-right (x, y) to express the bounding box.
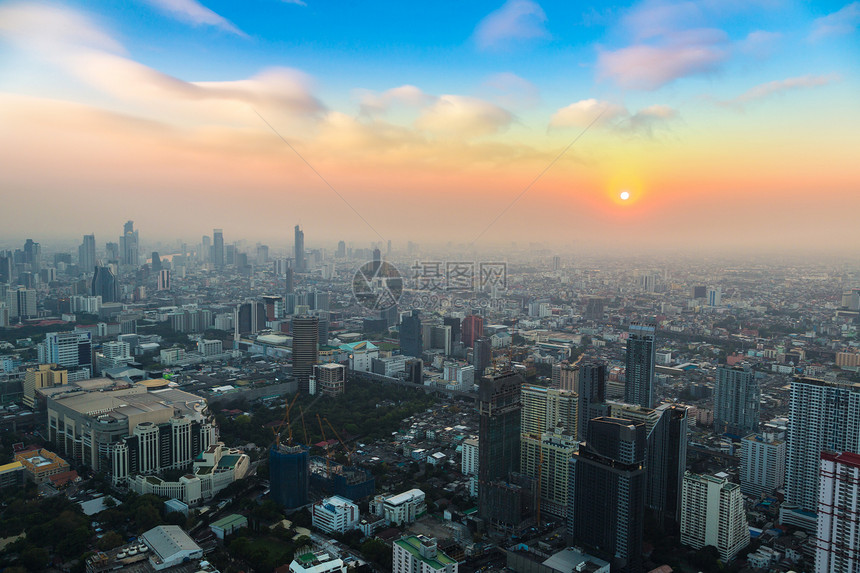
top-left (270, 444), bottom-right (309, 509)
top-left (308, 456), bottom-right (375, 501)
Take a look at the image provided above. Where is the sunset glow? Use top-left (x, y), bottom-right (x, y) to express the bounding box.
top-left (0, 1), bottom-right (857, 251)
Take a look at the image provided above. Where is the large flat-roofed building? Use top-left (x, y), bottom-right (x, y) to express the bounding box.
top-left (393, 535), bottom-right (457, 573)
top-left (45, 379), bottom-right (216, 478)
top-left (289, 551), bottom-right (347, 573)
top-left (312, 495), bottom-right (360, 534)
top-left (14, 448), bottom-right (70, 484)
top-left (140, 525), bottom-right (203, 571)
top-left (371, 488), bottom-right (426, 526)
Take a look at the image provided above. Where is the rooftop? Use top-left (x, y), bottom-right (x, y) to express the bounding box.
top-left (140, 525), bottom-right (201, 561)
top-left (210, 514), bottom-right (247, 529)
top-left (395, 536), bottom-right (455, 570)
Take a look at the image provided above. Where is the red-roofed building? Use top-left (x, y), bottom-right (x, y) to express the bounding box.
top-left (49, 470), bottom-right (79, 488)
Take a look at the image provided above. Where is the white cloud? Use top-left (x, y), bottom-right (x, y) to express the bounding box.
top-left (737, 30), bottom-right (781, 58)
top-left (549, 99), bottom-right (626, 128)
top-left (142, 0), bottom-right (246, 36)
top-left (550, 99), bottom-right (678, 137)
top-left (810, 2), bottom-right (860, 41)
top-left (597, 28), bottom-right (728, 90)
top-left (473, 0), bottom-right (549, 49)
top-left (415, 95), bottom-right (513, 137)
top-left (481, 72), bottom-right (540, 108)
top-left (357, 85), bottom-right (434, 116)
top-left (0, 3), bottom-right (125, 55)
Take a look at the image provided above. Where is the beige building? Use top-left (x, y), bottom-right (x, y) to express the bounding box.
top-left (23, 364), bottom-right (68, 408)
top-left (836, 351), bottom-right (860, 368)
top-left (15, 448), bottom-right (70, 484)
top-left (681, 471), bottom-right (749, 562)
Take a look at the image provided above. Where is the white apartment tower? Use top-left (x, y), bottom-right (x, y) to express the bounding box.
top-left (740, 430), bottom-right (786, 498)
top-left (815, 451), bottom-right (860, 573)
top-left (681, 471), bottom-right (750, 562)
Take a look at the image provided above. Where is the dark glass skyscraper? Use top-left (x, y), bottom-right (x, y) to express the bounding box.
top-left (399, 310), bottom-right (423, 358)
top-left (577, 362), bottom-right (607, 440)
top-left (212, 228), bottom-right (224, 268)
top-left (478, 371), bottom-right (523, 522)
top-left (78, 234), bottom-right (96, 275)
top-left (291, 315), bottom-right (319, 393)
top-left (646, 404), bottom-right (688, 532)
top-left (714, 365), bottom-right (760, 437)
top-left (473, 337), bottom-right (493, 377)
top-left (569, 417), bottom-right (647, 573)
top-left (625, 322), bottom-right (656, 408)
top-left (92, 265), bottom-right (120, 302)
top-left (269, 444), bottom-right (309, 509)
top-left (294, 225), bottom-right (305, 273)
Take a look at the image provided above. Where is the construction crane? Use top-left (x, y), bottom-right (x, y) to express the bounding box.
top-left (324, 417), bottom-right (354, 466)
top-left (316, 413), bottom-right (331, 475)
top-left (272, 393), bottom-right (299, 447)
top-left (299, 406), bottom-right (309, 446)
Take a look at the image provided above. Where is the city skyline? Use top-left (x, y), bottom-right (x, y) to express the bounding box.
top-left (0, 1), bottom-right (857, 251)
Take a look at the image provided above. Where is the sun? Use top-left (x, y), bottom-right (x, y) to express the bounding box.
top-left (620, 190), bottom-right (630, 201)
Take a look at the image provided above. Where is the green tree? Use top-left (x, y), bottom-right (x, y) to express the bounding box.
top-left (98, 531), bottom-right (125, 551)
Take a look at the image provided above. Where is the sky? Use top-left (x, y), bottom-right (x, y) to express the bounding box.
top-left (0, 0), bottom-right (858, 253)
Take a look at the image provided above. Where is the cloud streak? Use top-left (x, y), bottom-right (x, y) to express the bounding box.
top-left (810, 2), bottom-right (860, 40)
top-left (720, 74), bottom-right (840, 108)
top-left (143, 0), bottom-right (246, 36)
top-left (550, 99), bottom-right (678, 137)
top-left (473, 0), bottom-right (549, 49)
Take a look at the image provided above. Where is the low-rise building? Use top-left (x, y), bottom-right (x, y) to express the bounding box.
top-left (393, 535), bottom-right (457, 573)
top-left (0, 461), bottom-right (24, 490)
top-left (312, 495), bottom-right (360, 534)
top-left (140, 525), bottom-right (203, 571)
top-left (14, 448), bottom-right (70, 484)
top-left (210, 514), bottom-right (248, 539)
top-left (289, 551), bottom-right (347, 573)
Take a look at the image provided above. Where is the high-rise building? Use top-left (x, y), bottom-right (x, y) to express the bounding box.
top-left (23, 239), bottom-right (41, 272)
top-left (577, 363), bottom-right (607, 440)
top-left (337, 241), bottom-right (346, 258)
top-left (269, 444), bottom-right (309, 509)
top-left (6, 287), bottom-right (37, 319)
top-left (646, 404), bottom-right (688, 531)
top-left (119, 221), bottom-right (139, 267)
top-left (584, 297), bottom-right (605, 321)
top-left (211, 228), bottom-right (224, 268)
top-left (399, 310), bottom-right (423, 358)
top-left (461, 438), bottom-right (478, 476)
top-left (262, 295), bottom-right (283, 321)
top-left (294, 225), bottom-right (305, 273)
top-left (23, 364), bottom-right (68, 408)
top-left (443, 317), bottom-right (461, 345)
top-left (472, 337), bottom-right (492, 377)
top-left (0, 252), bottom-right (11, 283)
top-left (815, 451), bottom-right (860, 573)
top-left (393, 535), bottom-right (458, 573)
top-left (292, 315), bottom-right (319, 393)
top-left (313, 363), bottom-right (346, 397)
top-left (568, 417), bottom-right (647, 573)
top-left (92, 265), bottom-right (120, 302)
top-left (38, 331), bottom-right (92, 381)
top-left (462, 315), bottom-right (484, 348)
top-left (680, 471), bottom-right (749, 562)
top-left (782, 378), bottom-right (860, 531)
top-left (707, 287), bottom-right (722, 306)
top-left (151, 251), bottom-right (162, 272)
top-left (520, 385), bottom-right (578, 518)
top-left (156, 269), bottom-right (170, 291)
top-left (478, 371), bottom-right (523, 521)
top-left (625, 322), bottom-right (656, 408)
top-left (714, 365), bottom-right (760, 436)
top-left (78, 234), bottom-right (96, 275)
top-left (429, 325), bottom-right (452, 356)
top-left (235, 300), bottom-right (265, 336)
top-left (740, 430), bottom-right (786, 499)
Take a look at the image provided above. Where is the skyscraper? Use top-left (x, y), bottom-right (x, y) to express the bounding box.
top-left (151, 251), bottom-right (162, 272)
top-left (680, 471), bottom-right (749, 562)
top-left (38, 331), bottom-right (93, 381)
top-left (625, 322), bottom-right (656, 408)
top-left (815, 451), bottom-right (860, 573)
top-left (270, 444), bottom-right (309, 509)
top-left (119, 221), bottom-right (139, 267)
top-left (337, 241), bottom-right (346, 258)
top-left (782, 378), bottom-right (860, 531)
top-left (520, 385), bottom-right (578, 518)
top-left (234, 300), bottom-right (266, 335)
top-left (462, 314), bottom-right (484, 348)
top-left (472, 337), bottom-right (492, 377)
top-left (294, 225), bottom-right (305, 272)
top-left (292, 315), bottom-right (319, 393)
top-left (569, 417), bottom-right (647, 573)
top-left (6, 287), bottom-right (37, 319)
top-left (399, 310), bottom-right (423, 358)
top-left (647, 404), bottom-right (688, 532)
top-left (478, 371), bottom-right (523, 520)
top-left (92, 265), bottom-right (120, 303)
top-left (78, 234), bottom-right (96, 275)
top-left (740, 430), bottom-right (786, 498)
top-left (714, 365), bottom-right (760, 437)
top-left (156, 269), bottom-right (170, 291)
top-left (577, 363), bottom-right (607, 440)
top-left (211, 229), bottom-right (224, 268)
